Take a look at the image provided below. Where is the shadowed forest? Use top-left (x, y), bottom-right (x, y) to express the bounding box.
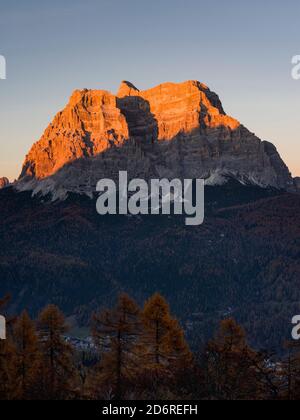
top-left (1, 184), bottom-right (300, 355)
top-left (1, 293), bottom-right (300, 401)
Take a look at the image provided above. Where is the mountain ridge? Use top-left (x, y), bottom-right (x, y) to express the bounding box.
top-left (17, 80), bottom-right (294, 200)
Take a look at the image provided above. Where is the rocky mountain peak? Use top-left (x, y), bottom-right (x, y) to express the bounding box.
top-left (117, 81), bottom-right (140, 98)
top-left (17, 80), bottom-right (294, 199)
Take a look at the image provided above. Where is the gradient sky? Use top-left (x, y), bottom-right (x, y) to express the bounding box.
top-left (0, 0), bottom-right (299, 180)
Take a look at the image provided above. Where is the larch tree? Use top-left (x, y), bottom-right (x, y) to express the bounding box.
top-left (201, 318), bottom-right (273, 400)
top-left (281, 341), bottom-right (300, 400)
top-left (140, 293), bottom-right (174, 367)
top-left (135, 293), bottom-right (192, 399)
top-left (0, 295), bottom-right (17, 400)
top-left (12, 311), bottom-right (40, 400)
top-left (37, 305), bottom-right (74, 400)
top-left (140, 293), bottom-right (192, 367)
top-left (92, 293), bottom-right (140, 400)
top-left (164, 318), bottom-right (193, 370)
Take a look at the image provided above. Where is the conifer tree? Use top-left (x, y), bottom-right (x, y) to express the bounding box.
top-left (0, 295), bottom-right (17, 400)
top-left (281, 341), bottom-right (300, 400)
top-left (202, 319), bottom-right (273, 400)
top-left (136, 293), bottom-right (192, 399)
top-left (164, 318), bottom-right (193, 370)
top-left (140, 294), bottom-right (191, 367)
top-left (141, 293), bottom-right (173, 366)
top-left (0, 337), bottom-right (17, 400)
top-left (92, 293), bottom-right (140, 400)
top-left (12, 311), bottom-right (40, 399)
top-left (37, 305), bottom-right (74, 400)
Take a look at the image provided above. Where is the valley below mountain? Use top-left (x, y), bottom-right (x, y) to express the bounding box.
top-left (0, 181), bottom-right (299, 352)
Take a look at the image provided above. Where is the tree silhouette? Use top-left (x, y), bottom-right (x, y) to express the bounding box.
top-left (37, 305), bottom-right (74, 400)
top-left (92, 294), bottom-right (140, 399)
top-left (13, 311), bottom-right (40, 399)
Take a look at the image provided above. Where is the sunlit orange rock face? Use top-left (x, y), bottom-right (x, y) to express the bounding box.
top-left (20, 80), bottom-right (239, 179)
top-left (133, 80), bottom-right (239, 139)
top-left (118, 80), bottom-right (240, 144)
top-left (21, 90), bottom-right (129, 179)
top-left (20, 80), bottom-right (293, 193)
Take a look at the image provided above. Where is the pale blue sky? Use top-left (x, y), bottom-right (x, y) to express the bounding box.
top-left (0, 0), bottom-right (299, 180)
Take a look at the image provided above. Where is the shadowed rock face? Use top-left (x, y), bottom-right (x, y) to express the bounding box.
top-left (0, 177), bottom-right (9, 189)
top-left (19, 80), bottom-right (293, 198)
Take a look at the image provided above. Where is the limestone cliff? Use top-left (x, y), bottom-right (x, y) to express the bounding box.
top-left (18, 80), bottom-right (294, 199)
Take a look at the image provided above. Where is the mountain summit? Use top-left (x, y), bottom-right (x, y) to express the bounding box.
top-left (18, 80), bottom-right (294, 199)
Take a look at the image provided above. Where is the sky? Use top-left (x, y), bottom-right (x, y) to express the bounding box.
top-left (0, 0), bottom-right (299, 180)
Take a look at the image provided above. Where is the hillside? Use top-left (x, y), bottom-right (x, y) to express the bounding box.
top-left (0, 182), bottom-right (299, 352)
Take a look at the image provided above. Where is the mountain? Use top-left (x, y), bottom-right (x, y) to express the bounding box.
top-left (18, 80), bottom-right (294, 199)
top-left (1, 80), bottom-right (299, 353)
top-left (0, 177), bottom-right (9, 189)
